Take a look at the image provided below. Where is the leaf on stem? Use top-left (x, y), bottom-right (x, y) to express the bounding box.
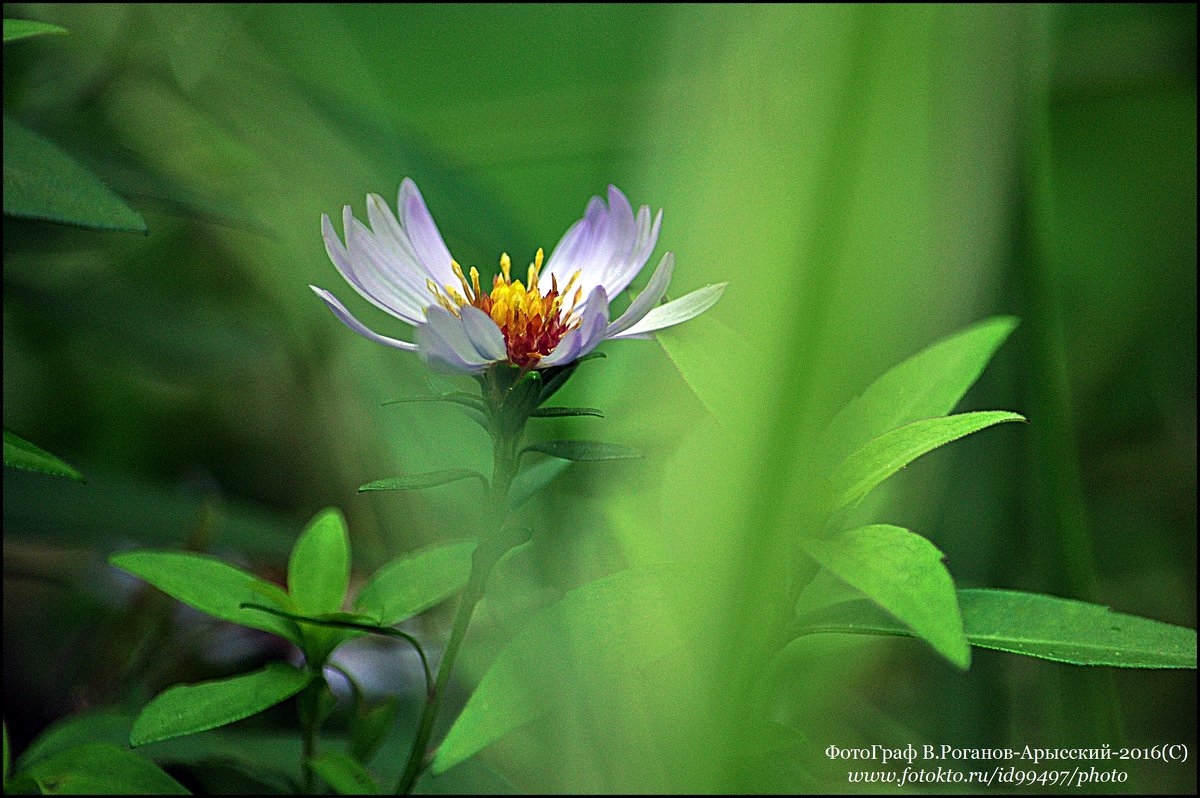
top-left (130, 663), bottom-right (311, 746)
top-left (4, 430), bottom-right (84, 482)
top-left (23, 744), bottom-right (188, 795)
top-left (829, 411), bottom-right (1025, 511)
top-left (506, 458), bottom-right (571, 511)
top-left (3, 19), bottom-right (67, 43)
top-left (355, 540), bottom-right (476, 625)
top-left (800, 525), bottom-right (970, 669)
top-left (530, 406), bottom-right (605, 418)
top-left (287, 508), bottom-right (350, 616)
top-left (309, 751), bottom-right (381, 795)
top-left (382, 392), bottom-right (485, 412)
top-left (358, 469), bottom-right (486, 493)
top-left (793, 589), bottom-right (1198, 669)
top-left (522, 440), bottom-right (641, 462)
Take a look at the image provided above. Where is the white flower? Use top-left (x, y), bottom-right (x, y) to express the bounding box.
top-left (312, 179), bottom-right (726, 373)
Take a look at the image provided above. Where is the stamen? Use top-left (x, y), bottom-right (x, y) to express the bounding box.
top-left (500, 253), bottom-right (512, 281)
top-left (451, 260), bottom-right (473, 301)
top-left (469, 267), bottom-right (482, 299)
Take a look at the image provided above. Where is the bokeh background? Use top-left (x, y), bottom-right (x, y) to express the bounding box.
top-left (4, 3), bottom-right (1195, 793)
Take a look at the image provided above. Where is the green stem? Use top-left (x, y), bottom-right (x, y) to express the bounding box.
top-left (395, 369), bottom-right (529, 794)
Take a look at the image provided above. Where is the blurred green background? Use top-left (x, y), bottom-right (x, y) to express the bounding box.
top-left (3, 3), bottom-right (1195, 793)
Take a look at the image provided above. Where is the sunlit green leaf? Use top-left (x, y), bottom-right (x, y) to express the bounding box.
top-left (3, 116), bottom-right (147, 232)
top-left (795, 589), bottom-right (1197, 668)
top-left (506, 458), bottom-right (571, 511)
top-left (434, 567), bottom-right (689, 775)
top-left (819, 316), bottom-right (1019, 464)
top-left (3, 19), bottom-right (67, 43)
top-left (109, 550), bottom-right (301, 643)
top-left (287, 508), bottom-right (350, 615)
top-left (800, 525), bottom-right (970, 669)
top-left (355, 540), bottom-right (476, 625)
top-left (829, 411), bottom-right (1025, 510)
top-left (309, 751), bottom-right (381, 795)
top-left (359, 469), bottom-right (486, 493)
top-left (4, 430), bottom-right (84, 482)
top-left (25, 744), bottom-right (188, 794)
top-left (131, 663), bottom-right (311, 746)
top-left (522, 440), bottom-right (642, 462)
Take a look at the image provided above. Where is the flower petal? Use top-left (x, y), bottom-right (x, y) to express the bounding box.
top-left (416, 306), bottom-right (503, 373)
top-left (538, 287), bottom-right (610, 368)
top-left (606, 282), bottom-right (728, 340)
top-left (310, 286), bottom-right (418, 351)
top-left (459, 306), bottom-right (509, 361)
top-left (323, 211), bottom-right (426, 325)
top-left (398, 179), bottom-right (457, 289)
top-left (606, 252), bottom-right (674, 338)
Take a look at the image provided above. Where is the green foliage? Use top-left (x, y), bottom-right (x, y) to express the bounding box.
top-left (522, 440), bottom-right (642, 462)
top-left (130, 664), bottom-right (312, 747)
top-left (505, 458), bottom-right (571, 511)
top-left (829, 411), bottom-right (1025, 510)
top-left (818, 316), bottom-right (1019, 464)
top-left (359, 469), bottom-right (487, 493)
top-left (530, 406), bottom-right (605, 418)
top-left (348, 698), bottom-right (399, 766)
top-left (3, 430), bottom-right (84, 482)
top-left (795, 589), bottom-right (1198, 669)
top-left (22, 744), bottom-right (188, 794)
top-left (801, 525), bottom-right (970, 669)
top-left (13, 712), bottom-right (130, 773)
top-left (355, 540), bottom-right (476, 625)
top-left (2, 116), bottom-right (147, 233)
top-left (287, 508), bottom-right (350, 615)
top-left (109, 550), bottom-right (302, 642)
top-left (434, 567), bottom-right (687, 775)
top-left (3, 18), bottom-right (67, 42)
top-left (309, 751), bottom-right (381, 795)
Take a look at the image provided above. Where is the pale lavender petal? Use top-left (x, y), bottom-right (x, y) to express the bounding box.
top-left (607, 282), bottom-right (728, 340)
top-left (459, 306), bottom-right (508, 361)
top-left (538, 287), bottom-right (609, 367)
top-left (323, 211), bottom-right (426, 325)
top-left (604, 207), bottom-right (662, 298)
top-left (398, 179), bottom-right (456, 288)
top-left (425, 306), bottom-right (501, 368)
top-left (416, 321), bottom-right (481, 374)
top-left (366, 193), bottom-right (427, 281)
top-left (310, 286), bottom-right (418, 351)
top-left (606, 252), bottom-right (674, 338)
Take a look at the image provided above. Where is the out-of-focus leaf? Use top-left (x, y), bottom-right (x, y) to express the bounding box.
top-left (3, 430), bottom-right (84, 482)
top-left (3, 720), bottom-right (9, 786)
top-left (794, 589), bottom-right (1198, 669)
top-left (3, 19), bottom-right (67, 42)
top-left (522, 440), bottom-right (641, 462)
top-left (359, 469), bottom-right (486, 493)
top-left (505, 458), bottom-right (571, 511)
top-left (14, 711), bottom-right (129, 772)
top-left (434, 567), bottom-right (688, 775)
top-left (349, 697), bottom-right (399, 766)
top-left (109, 550), bottom-right (302, 643)
top-left (24, 744), bottom-right (188, 794)
top-left (309, 751), bottom-right (380, 795)
top-left (355, 540), bottom-right (475, 625)
top-left (538, 352), bottom-right (605, 403)
top-left (829, 411), bottom-right (1025, 510)
top-left (383, 392), bottom-right (486, 411)
top-left (530, 406), bottom-right (605, 418)
top-left (819, 316), bottom-right (1019, 464)
top-left (2, 116), bottom-right (146, 232)
top-left (287, 508), bottom-right (350, 616)
top-left (800, 525), bottom-right (970, 669)
top-left (130, 663), bottom-right (311, 746)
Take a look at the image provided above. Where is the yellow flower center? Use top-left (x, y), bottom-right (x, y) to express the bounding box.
top-left (427, 248), bottom-right (584, 368)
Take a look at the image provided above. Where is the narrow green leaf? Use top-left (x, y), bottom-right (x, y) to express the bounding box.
top-left (4, 430), bottom-right (84, 481)
top-left (3, 19), bottom-right (68, 43)
top-left (830, 411), bottom-right (1025, 510)
top-left (131, 663), bottom-right (311, 746)
top-left (530, 406), bottom-right (605, 418)
top-left (3, 116), bottom-right (147, 233)
top-left (109, 550), bottom-right (301, 643)
top-left (355, 540), bottom-right (476, 625)
top-left (434, 567), bottom-right (688, 775)
top-left (309, 751), bottom-right (381, 795)
top-left (25, 744), bottom-right (188, 794)
top-left (287, 508), bottom-right (350, 615)
top-left (382, 392), bottom-right (485, 412)
top-left (819, 316), bottom-right (1019, 464)
top-left (795, 589), bottom-right (1197, 669)
top-left (359, 468), bottom-right (486, 493)
top-left (349, 698), bottom-right (400, 766)
top-left (800, 525), bottom-right (970, 669)
top-left (506, 458), bottom-right (571, 511)
top-left (522, 440), bottom-right (642, 462)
